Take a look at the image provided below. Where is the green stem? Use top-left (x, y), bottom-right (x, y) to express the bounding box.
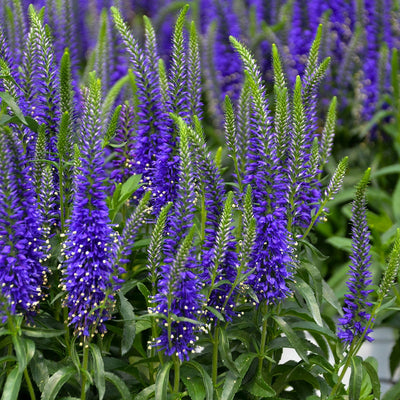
top-left (24, 368), bottom-right (36, 400)
top-left (328, 341), bottom-right (356, 400)
top-left (212, 325), bottom-right (220, 387)
top-left (258, 310), bottom-right (268, 376)
top-left (302, 197), bottom-right (329, 240)
top-left (328, 300), bottom-right (382, 399)
top-left (63, 307), bottom-right (71, 356)
top-left (58, 163), bottom-right (65, 230)
top-left (80, 341), bottom-right (90, 400)
top-left (173, 355), bottom-right (181, 393)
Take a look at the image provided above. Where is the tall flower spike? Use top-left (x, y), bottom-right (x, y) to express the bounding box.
top-left (153, 118), bottom-right (203, 360)
top-left (230, 37), bottom-right (293, 304)
top-left (0, 128), bottom-right (47, 321)
top-left (338, 169), bottom-right (373, 345)
top-left (187, 21), bottom-right (202, 120)
top-left (187, 119), bottom-right (238, 321)
top-left (62, 73), bottom-right (118, 337)
top-left (112, 7), bottom-right (175, 209)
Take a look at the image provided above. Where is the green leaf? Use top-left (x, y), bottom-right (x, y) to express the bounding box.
top-left (41, 366), bottom-right (76, 400)
top-left (104, 372), bottom-right (131, 400)
top-left (221, 353), bottom-right (257, 400)
top-left (272, 316), bottom-right (309, 364)
top-left (185, 361), bottom-right (213, 400)
top-left (118, 291), bottom-right (136, 356)
top-left (301, 262), bottom-right (322, 304)
top-left (182, 376), bottom-right (206, 400)
top-left (103, 105), bottom-right (122, 148)
top-left (362, 358), bottom-right (380, 400)
top-left (293, 277), bottom-right (323, 326)
top-left (135, 384), bottom-right (155, 400)
top-left (155, 361), bottom-right (173, 400)
top-left (322, 280), bottom-right (343, 315)
top-left (205, 306), bottom-right (225, 322)
top-left (120, 174), bottom-right (143, 200)
top-left (390, 336), bottom-right (400, 377)
top-left (325, 236), bottom-right (353, 252)
top-left (22, 328), bottom-right (65, 338)
top-left (383, 380), bottom-right (400, 400)
top-left (290, 321), bottom-right (336, 340)
top-left (30, 351), bottom-right (49, 392)
top-left (90, 344), bottom-right (106, 400)
top-left (137, 282), bottom-right (151, 305)
top-left (1, 366), bottom-right (23, 400)
top-left (12, 335), bottom-right (27, 372)
top-left (393, 177), bottom-right (400, 220)
top-left (0, 92), bottom-right (27, 125)
top-left (245, 374), bottom-right (275, 397)
top-left (372, 164), bottom-right (400, 178)
top-left (102, 74), bottom-right (130, 119)
top-left (349, 356), bottom-right (363, 400)
top-left (219, 328), bottom-right (240, 376)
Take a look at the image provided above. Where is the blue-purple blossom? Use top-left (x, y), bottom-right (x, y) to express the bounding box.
top-left (110, 103), bottom-right (137, 186)
top-left (0, 129), bottom-right (48, 321)
top-left (338, 171), bottom-right (373, 344)
top-left (188, 124), bottom-right (238, 321)
top-left (112, 7), bottom-right (178, 210)
top-left (152, 120), bottom-right (203, 360)
top-left (62, 76), bottom-right (119, 337)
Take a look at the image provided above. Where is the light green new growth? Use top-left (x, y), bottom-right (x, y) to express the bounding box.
top-left (59, 49), bottom-right (73, 129)
top-left (303, 57), bottom-right (331, 109)
top-left (148, 201), bottom-right (173, 288)
top-left (103, 105), bottom-right (122, 149)
top-left (143, 15), bottom-right (157, 67)
top-left (95, 9), bottom-right (110, 91)
top-left (175, 115), bottom-right (196, 205)
top-left (57, 112), bottom-right (70, 160)
top-left (239, 185), bottom-right (256, 267)
top-left (111, 7), bottom-right (138, 61)
top-left (378, 43), bottom-right (389, 96)
top-left (324, 156), bottom-right (349, 200)
top-left (85, 72), bottom-right (102, 140)
top-left (169, 225), bottom-right (196, 292)
top-left (304, 24), bottom-right (322, 82)
top-left (272, 43), bottom-right (286, 91)
top-left (319, 96), bottom-right (337, 168)
top-left (290, 76), bottom-right (306, 180)
top-left (34, 124), bottom-right (47, 191)
top-left (273, 44), bottom-right (290, 160)
top-left (229, 36), bottom-right (264, 90)
top-left (236, 77), bottom-right (251, 172)
top-left (224, 96), bottom-right (243, 191)
top-left (116, 191), bottom-right (152, 265)
top-left (39, 164), bottom-right (55, 239)
top-left (378, 229), bottom-right (400, 299)
top-left (0, 59), bottom-right (19, 99)
top-left (101, 73), bottom-right (130, 120)
top-left (310, 137), bottom-right (320, 177)
top-left (158, 59), bottom-right (170, 105)
top-left (303, 156), bottom-right (348, 239)
top-left (188, 20), bottom-right (201, 117)
top-left (169, 5), bottom-right (189, 113)
top-left (209, 192), bottom-right (234, 292)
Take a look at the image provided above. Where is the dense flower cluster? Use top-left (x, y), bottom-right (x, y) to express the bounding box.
top-left (0, 129), bottom-right (48, 321)
top-left (152, 123), bottom-right (203, 360)
top-left (337, 172), bottom-right (373, 344)
top-left (61, 77), bottom-right (119, 337)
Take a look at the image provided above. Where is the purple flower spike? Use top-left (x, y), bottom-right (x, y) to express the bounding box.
top-left (338, 170), bottom-right (373, 345)
top-left (0, 129), bottom-right (48, 321)
top-left (62, 75), bottom-right (118, 337)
